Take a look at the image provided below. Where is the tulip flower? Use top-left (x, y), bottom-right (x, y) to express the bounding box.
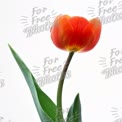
top-left (9, 14), bottom-right (102, 122)
top-left (50, 15), bottom-right (102, 122)
top-left (50, 15), bottom-right (101, 52)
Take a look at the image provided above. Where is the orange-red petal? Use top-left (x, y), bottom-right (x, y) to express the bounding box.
top-left (79, 17), bottom-right (102, 52)
top-left (51, 15), bottom-right (72, 50)
top-left (66, 16), bottom-right (89, 51)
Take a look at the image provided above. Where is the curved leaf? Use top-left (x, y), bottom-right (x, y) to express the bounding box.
top-left (66, 93), bottom-right (82, 122)
top-left (8, 44), bottom-right (56, 122)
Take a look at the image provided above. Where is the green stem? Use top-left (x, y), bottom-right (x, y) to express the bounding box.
top-left (56, 52), bottom-right (74, 122)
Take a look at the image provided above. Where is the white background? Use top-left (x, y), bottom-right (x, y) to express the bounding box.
top-left (0, 0), bottom-right (122, 122)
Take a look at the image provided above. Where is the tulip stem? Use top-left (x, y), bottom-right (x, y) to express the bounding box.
top-left (56, 51), bottom-right (74, 122)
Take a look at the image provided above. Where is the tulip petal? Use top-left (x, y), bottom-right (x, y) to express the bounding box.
top-left (79, 17), bottom-right (102, 52)
top-left (51, 15), bottom-right (73, 51)
top-left (50, 15), bottom-right (65, 50)
top-left (89, 18), bottom-right (102, 47)
top-left (66, 17), bottom-right (89, 51)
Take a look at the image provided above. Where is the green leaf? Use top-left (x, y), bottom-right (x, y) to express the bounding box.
top-left (66, 93), bottom-right (82, 122)
top-left (8, 44), bottom-right (56, 122)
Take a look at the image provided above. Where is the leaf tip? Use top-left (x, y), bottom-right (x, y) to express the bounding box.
top-left (76, 93), bottom-right (80, 99)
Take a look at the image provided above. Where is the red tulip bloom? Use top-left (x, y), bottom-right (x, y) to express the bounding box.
top-left (50, 15), bottom-right (102, 52)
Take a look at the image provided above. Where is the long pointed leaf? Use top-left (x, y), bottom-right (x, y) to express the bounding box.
top-left (66, 93), bottom-right (82, 122)
top-left (9, 44), bottom-right (56, 122)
